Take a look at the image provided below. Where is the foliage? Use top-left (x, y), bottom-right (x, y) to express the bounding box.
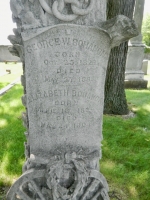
top-left (142, 14), bottom-right (150, 46)
top-left (144, 46), bottom-right (150, 54)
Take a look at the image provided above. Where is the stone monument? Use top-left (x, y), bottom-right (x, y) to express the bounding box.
top-left (7, 0), bottom-right (138, 199)
top-left (125, 0), bottom-right (148, 88)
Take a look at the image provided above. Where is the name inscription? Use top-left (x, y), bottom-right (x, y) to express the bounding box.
top-left (24, 25), bottom-right (110, 151)
top-left (28, 89), bottom-right (102, 104)
top-left (26, 37), bottom-right (108, 57)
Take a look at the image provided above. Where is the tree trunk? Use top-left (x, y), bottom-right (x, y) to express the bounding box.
top-left (104, 0), bottom-right (136, 115)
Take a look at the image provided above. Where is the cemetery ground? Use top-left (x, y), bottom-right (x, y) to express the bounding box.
top-left (0, 63), bottom-right (150, 200)
top-left (0, 62), bottom-right (22, 90)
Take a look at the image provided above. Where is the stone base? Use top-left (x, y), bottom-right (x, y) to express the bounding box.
top-left (124, 80), bottom-right (148, 89)
top-left (125, 71), bottom-right (144, 80)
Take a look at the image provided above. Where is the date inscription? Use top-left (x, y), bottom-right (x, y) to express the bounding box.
top-left (24, 25), bottom-right (109, 150)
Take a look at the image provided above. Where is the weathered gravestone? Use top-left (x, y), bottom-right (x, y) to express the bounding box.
top-left (125, 0), bottom-right (147, 89)
top-left (7, 0), bottom-right (138, 199)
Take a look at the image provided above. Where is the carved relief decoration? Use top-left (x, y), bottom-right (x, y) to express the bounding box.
top-left (7, 152), bottom-right (110, 200)
top-left (39, 0), bottom-right (94, 21)
top-left (10, 0), bottom-right (95, 29)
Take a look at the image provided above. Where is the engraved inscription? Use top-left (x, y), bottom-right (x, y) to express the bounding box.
top-left (26, 37), bottom-right (108, 56)
top-left (27, 89), bottom-right (102, 104)
top-left (24, 25), bottom-right (110, 152)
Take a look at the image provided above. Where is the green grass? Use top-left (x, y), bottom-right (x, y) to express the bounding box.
top-left (0, 69), bottom-right (150, 199)
top-left (0, 84), bottom-right (26, 186)
top-left (101, 89), bottom-right (150, 200)
top-left (0, 83), bottom-right (8, 90)
top-left (0, 63), bottom-right (23, 90)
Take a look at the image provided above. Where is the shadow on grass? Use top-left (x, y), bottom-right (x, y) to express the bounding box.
top-left (0, 84), bottom-right (26, 186)
top-left (101, 89), bottom-right (150, 200)
top-left (0, 86), bottom-right (150, 199)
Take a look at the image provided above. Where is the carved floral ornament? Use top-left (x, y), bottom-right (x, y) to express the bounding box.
top-left (38, 0), bottom-right (94, 21)
top-left (7, 152), bottom-right (110, 200)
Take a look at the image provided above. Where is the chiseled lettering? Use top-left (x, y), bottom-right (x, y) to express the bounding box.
top-left (37, 42), bottom-right (43, 49)
top-left (73, 122), bottom-right (90, 129)
top-left (71, 90), bottom-right (101, 103)
top-left (44, 76), bottom-right (58, 84)
top-left (57, 67), bottom-right (80, 74)
top-left (56, 115), bottom-right (76, 121)
top-left (62, 38), bottom-right (71, 45)
top-left (28, 89), bottom-right (69, 103)
top-left (55, 38), bottom-right (61, 45)
top-left (49, 39), bottom-right (54, 46)
top-left (26, 36), bottom-right (106, 55)
top-left (32, 44), bottom-right (37, 51)
top-left (78, 77), bottom-right (91, 82)
top-left (73, 39), bottom-right (78, 46)
top-left (44, 91), bottom-right (48, 97)
top-left (54, 100), bottom-right (74, 106)
top-left (27, 45), bottom-right (32, 53)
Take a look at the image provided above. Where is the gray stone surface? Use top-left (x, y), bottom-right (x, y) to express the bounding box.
top-left (10, 0), bottom-right (106, 29)
top-left (0, 45), bottom-right (20, 62)
top-left (124, 80), bottom-right (148, 89)
top-left (125, 46), bottom-right (145, 80)
top-left (23, 25), bottom-right (110, 156)
top-left (125, 0), bottom-right (147, 88)
top-left (142, 60), bottom-right (149, 75)
top-left (129, 0), bottom-right (145, 45)
top-left (125, 44), bottom-right (148, 88)
top-left (7, 1), bottom-right (138, 199)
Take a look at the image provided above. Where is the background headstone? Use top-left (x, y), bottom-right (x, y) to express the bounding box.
top-left (125, 0), bottom-right (148, 88)
top-left (0, 45), bottom-right (20, 62)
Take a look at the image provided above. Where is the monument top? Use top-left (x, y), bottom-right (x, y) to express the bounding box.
top-left (10, 0), bottom-right (106, 30)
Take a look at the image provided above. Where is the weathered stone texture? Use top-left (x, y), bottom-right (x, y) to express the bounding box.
top-left (125, 0), bottom-right (147, 88)
top-left (10, 0), bottom-right (106, 29)
top-left (7, 1), bottom-right (138, 199)
top-left (23, 25), bottom-right (110, 156)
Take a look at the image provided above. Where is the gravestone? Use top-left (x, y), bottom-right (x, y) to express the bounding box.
top-left (125, 0), bottom-right (148, 89)
top-left (7, 1), bottom-right (138, 199)
top-left (142, 60), bottom-right (148, 75)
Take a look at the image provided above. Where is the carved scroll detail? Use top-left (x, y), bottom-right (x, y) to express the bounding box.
top-left (39, 0), bottom-right (94, 21)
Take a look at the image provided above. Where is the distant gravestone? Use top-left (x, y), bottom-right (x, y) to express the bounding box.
top-left (7, 0), bottom-right (138, 199)
top-left (142, 60), bottom-right (148, 75)
top-left (125, 0), bottom-right (148, 89)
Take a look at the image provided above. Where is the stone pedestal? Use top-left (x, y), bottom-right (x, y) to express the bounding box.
top-left (6, 0), bottom-right (138, 199)
top-left (125, 0), bottom-right (148, 89)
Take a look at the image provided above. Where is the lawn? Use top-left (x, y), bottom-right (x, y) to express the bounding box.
top-left (102, 89), bottom-right (150, 200)
top-left (0, 62), bottom-right (23, 90)
top-left (0, 84), bottom-right (26, 189)
top-left (0, 62), bottom-right (150, 199)
top-left (0, 84), bottom-right (150, 199)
